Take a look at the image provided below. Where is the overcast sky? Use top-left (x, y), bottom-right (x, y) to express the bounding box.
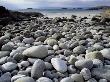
top-left (0, 0), bottom-right (110, 9)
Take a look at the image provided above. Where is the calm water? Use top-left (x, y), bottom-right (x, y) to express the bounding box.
top-left (19, 9), bottom-right (102, 18)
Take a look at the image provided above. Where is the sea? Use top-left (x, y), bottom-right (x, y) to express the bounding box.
top-left (18, 9), bottom-right (102, 18)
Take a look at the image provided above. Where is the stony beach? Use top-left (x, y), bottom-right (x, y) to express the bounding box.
top-left (0, 6), bottom-right (110, 82)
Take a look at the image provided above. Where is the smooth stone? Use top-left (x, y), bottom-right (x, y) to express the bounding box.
top-left (10, 47), bottom-right (27, 57)
top-left (67, 65), bottom-right (76, 74)
top-left (14, 77), bottom-right (35, 82)
top-left (69, 41), bottom-right (79, 49)
top-left (36, 36), bottom-right (46, 42)
top-left (92, 67), bottom-right (110, 81)
top-left (59, 43), bottom-right (68, 49)
top-left (101, 49), bottom-right (110, 60)
top-left (68, 55), bottom-right (78, 65)
top-left (64, 50), bottom-right (72, 56)
top-left (85, 51), bottom-right (104, 61)
top-left (18, 71), bottom-right (29, 76)
top-left (53, 45), bottom-right (59, 51)
top-left (0, 51), bottom-right (10, 58)
top-left (45, 62), bottom-right (53, 70)
top-left (80, 68), bottom-right (91, 80)
top-left (1, 42), bottom-right (14, 51)
top-left (11, 74), bottom-right (26, 82)
top-left (70, 74), bottom-right (84, 82)
top-left (45, 38), bottom-right (58, 46)
top-left (13, 53), bottom-right (24, 62)
top-left (23, 45), bottom-right (48, 58)
top-left (99, 79), bottom-right (107, 82)
top-left (60, 77), bottom-right (74, 82)
top-left (2, 62), bottom-right (17, 72)
top-left (0, 72), bottom-right (11, 82)
top-left (31, 59), bottom-right (45, 79)
top-left (87, 78), bottom-right (97, 82)
top-left (37, 77), bottom-right (53, 82)
top-left (23, 38), bottom-right (34, 44)
top-left (92, 59), bottom-right (103, 68)
top-left (75, 59), bottom-right (93, 69)
top-left (20, 61), bottom-right (30, 67)
top-left (73, 46), bottom-right (86, 54)
top-left (51, 58), bottom-right (67, 73)
top-left (0, 56), bottom-right (8, 64)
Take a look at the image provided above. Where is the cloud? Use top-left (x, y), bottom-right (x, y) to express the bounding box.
top-left (0, 0), bottom-right (110, 9)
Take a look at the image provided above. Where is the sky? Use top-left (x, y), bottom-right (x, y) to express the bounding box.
top-left (0, 0), bottom-right (110, 10)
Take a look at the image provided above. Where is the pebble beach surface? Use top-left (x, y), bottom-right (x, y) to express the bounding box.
top-left (0, 11), bottom-right (110, 82)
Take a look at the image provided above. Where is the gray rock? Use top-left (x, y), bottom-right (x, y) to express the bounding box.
top-left (23, 45), bottom-right (48, 58)
top-left (64, 50), bottom-right (72, 56)
top-left (37, 77), bottom-right (53, 82)
top-left (99, 79), bottom-right (107, 82)
top-left (53, 45), bottom-right (59, 51)
top-left (14, 77), bottom-right (35, 82)
top-left (87, 78), bottom-right (97, 82)
top-left (68, 55), bottom-right (77, 65)
top-left (1, 42), bottom-right (14, 51)
top-left (23, 38), bottom-right (34, 44)
top-left (31, 59), bottom-right (45, 79)
top-left (0, 56), bottom-right (8, 65)
top-left (20, 61), bottom-right (30, 67)
top-left (2, 62), bottom-right (17, 72)
top-left (45, 38), bottom-right (58, 46)
top-left (85, 51), bottom-right (104, 61)
top-left (80, 68), bottom-right (91, 80)
top-left (10, 47), bottom-right (27, 57)
top-left (45, 62), bottom-right (53, 70)
top-left (18, 71), bottom-right (29, 76)
top-left (0, 51), bottom-right (10, 58)
top-left (59, 43), bottom-right (68, 49)
top-left (67, 65), bottom-right (76, 74)
top-left (75, 59), bottom-right (93, 69)
top-left (60, 77), bottom-right (73, 82)
top-left (70, 73), bottom-right (84, 82)
top-left (73, 46), bottom-right (85, 54)
top-left (0, 72), bottom-right (11, 82)
top-left (51, 58), bottom-right (67, 73)
top-left (92, 67), bottom-right (110, 81)
top-left (101, 49), bottom-right (110, 60)
top-left (92, 59), bottom-right (103, 68)
top-left (11, 74), bottom-right (26, 82)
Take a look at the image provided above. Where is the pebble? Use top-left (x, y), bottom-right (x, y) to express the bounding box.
top-left (23, 37), bottom-right (34, 44)
top-left (85, 51), bottom-right (104, 61)
top-left (0, 72), bottom-right (11, 82)
top-left (75, 59), bottom-right (93, 69)
top-left (45, 38), bottom-right (58, 46)
top-left (92, 67), bottom-right (110, 81)
top-left (51, 58), bottom-right (67, 73)
top-left (31, 59), bottom-right (45, 79)
top-left (60, 77), bottom-right (73, 82)
top-left (14, 77), bottom-right (35, 82)
top-left (99, 79), bottom-right (107, 82)
top-left (73, 45), bottom-right (86, 54)
top-left (2, 62), bottom-right (17, 72)
top-left (22, 45), bottom-right (48, 58)
top-left (70, 73), bottom-right (84, 82)
top-left (53, 45), bottom-right (59, 51)
top-left (0, 51), bottom-right (10, 58)
top-left (37, 77), bottom-right (53, 82)
top-left (101, 48), bottom-right (110, 60)
top-left (87, 78), bottom-right (97, 82)
top-left (11, 74), bottom-right (26, 82)
top-left (80, 68), bottom-right (91, 80)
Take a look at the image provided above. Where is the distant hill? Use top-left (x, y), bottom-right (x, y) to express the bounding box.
top-left (86, 6), bottom-right (110, 10)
